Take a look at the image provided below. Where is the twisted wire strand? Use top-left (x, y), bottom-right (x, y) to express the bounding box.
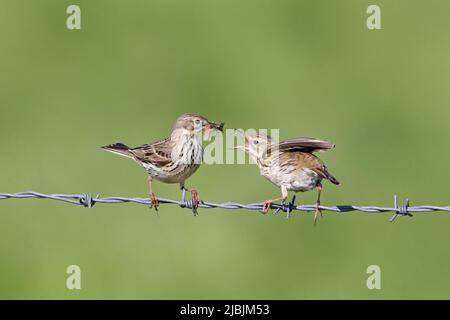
top-left (0, 191), bottom-right (449, 221)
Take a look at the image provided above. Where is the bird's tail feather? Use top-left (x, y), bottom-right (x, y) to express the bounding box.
top-left (326, 173), bottom-right (340, 186)
top-left (101, 143), bottom-right (133, 159)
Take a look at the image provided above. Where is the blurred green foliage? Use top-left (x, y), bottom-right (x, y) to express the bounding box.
top-left (0, 0), bottom-right (449, 299)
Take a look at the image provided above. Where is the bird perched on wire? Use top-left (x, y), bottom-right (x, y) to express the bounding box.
top-left (236, 131), bottom-right (339, 224)
top-left (101, 113), bottom-right (224, 212)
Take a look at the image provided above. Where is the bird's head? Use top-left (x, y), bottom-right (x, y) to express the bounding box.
top-left (173, 113), bottom-right (224, 138)
top-left (234, 130), bottom-right (273, 159)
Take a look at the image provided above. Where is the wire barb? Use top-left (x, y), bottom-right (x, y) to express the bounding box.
top-left (79, 193), bottom-right (98, 208)
top-left (390, 195), bottom-right (413, 222)
top-left (0, 192), bottom-right (449, 222)
top-left (275, 195), bottom-right (296, 219)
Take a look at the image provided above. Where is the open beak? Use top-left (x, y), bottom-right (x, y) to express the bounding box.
top-left (231, 129), bottom-right (249, 150)
top-left (236, 129), bottom-right (250, 142)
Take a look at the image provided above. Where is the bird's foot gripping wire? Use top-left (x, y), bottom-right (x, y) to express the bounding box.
top-left (190, 189), bottom-right (201, 213)
top-left (149, 192), bottom-right (159, 211)
top-left (180, 187), bottom-right (202, 216)
top-left (261, 200), bottom-right (273, 214)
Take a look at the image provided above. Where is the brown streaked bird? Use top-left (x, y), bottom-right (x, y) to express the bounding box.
top-left (101, 113), bottom-right (224, 211)
top-left (236, 132), bottom-right (340, 224)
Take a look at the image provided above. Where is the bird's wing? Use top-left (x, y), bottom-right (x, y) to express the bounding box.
top-left (130, 138), bottom-right (174, 166)
top-left (283, 152), bottom-right (340, 185)
top-left (275, 137), bottom-right (335, 153)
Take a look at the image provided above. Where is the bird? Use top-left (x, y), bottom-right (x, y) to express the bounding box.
top-left (101, 113), bottom-right (224, 212)
top-left (236, 131), bottom-right (339, 224)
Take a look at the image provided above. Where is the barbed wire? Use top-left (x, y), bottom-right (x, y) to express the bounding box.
top-left (0, 191), bottom-right (449, 222)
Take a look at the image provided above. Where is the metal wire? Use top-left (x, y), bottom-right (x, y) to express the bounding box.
top-left (0, 191), bottom-right (449, 222)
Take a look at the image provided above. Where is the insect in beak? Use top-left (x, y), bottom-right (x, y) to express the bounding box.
top-left (203, 121), bottom-right (224, 141)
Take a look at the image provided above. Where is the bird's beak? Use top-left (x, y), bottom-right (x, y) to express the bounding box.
top-left (208, 121), bottom-right (224, 132)
top-left (203, 121), bottom-right (224, 141)
top-left (231, 129), bottom-right (249, 150)
top-left (235, 128), bottom-right (245, 139)
top-left (236, 129), bottom-right (250, 143)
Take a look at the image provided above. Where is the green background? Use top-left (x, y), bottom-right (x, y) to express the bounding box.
top-left (0, 0), bottom-right (449, 299)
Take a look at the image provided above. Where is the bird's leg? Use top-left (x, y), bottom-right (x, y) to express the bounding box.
top-left (179, 182), bottom-right (200, 211)
top-left (266, 187), bottom-right (289, 215)
top-left (280, 186), bottom-right (288, 207)
top-left (189, 189), bottom-right (200, 210)
top-left (314, 183), bottom-right (323, 226)
top-left (147, 176), bottom-right (159, 211)
top-left (281, 186), bottom-right (290, 218)
top-left (179, 182), bottom-right (187, 203)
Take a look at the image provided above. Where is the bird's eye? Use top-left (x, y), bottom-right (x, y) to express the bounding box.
top-left (253, 140), bottom-right (259, 145)
top-left (194, 119), bottom-right (201, 124)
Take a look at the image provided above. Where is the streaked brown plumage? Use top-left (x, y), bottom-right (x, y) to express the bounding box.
top-left (101, 113), bottom-right (224, 211)
top-left (237, 133), bottom-right (339, 224)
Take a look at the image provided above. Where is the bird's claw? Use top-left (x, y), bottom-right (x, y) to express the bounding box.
top-left (261, 200), bottom-right (273, 214)
top-left (190, 189), bottom-right (200, 210)
top-left (149, 193), bottom-right (159, 211)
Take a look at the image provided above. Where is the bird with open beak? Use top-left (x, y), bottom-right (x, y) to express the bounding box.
top-left (235, 130), bottom-right (340, 224)
top-left (101, 113), bottom-right (224, 212)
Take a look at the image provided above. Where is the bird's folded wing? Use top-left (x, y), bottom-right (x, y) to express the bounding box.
top-left (130, 138), bottom-right (173, 166)
top-left (275, 137), bottom-right (335, 153)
